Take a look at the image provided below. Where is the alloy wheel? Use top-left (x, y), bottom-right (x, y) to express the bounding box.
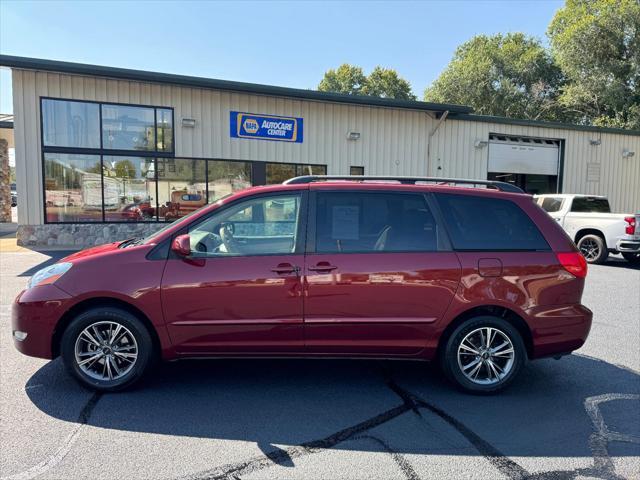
top-left (579, 238), bottom-right (600, 262)
top-left (457, 327), bottom-right (515, 385)
top-left (74, 321), bottom-right (138, 381)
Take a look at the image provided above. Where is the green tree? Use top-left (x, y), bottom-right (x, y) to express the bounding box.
top-left (318, 64), bottom-right (416, 100)
top-left (363, 67), bottom-right (417, 100)
top-left (318, 64), bottom-right (367, 95)
top-left (548, 0), bottom-right (640, 129)
top-left (114, 159), bottom-right (136, 179)
top-left (424, 33), bottom-right (569, 121)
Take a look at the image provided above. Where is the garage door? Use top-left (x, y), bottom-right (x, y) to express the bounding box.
top-left (488, 135), bottom-right (560, 175)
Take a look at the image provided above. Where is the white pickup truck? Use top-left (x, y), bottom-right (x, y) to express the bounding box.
top-left (534, 194), bottom-right (640, 265)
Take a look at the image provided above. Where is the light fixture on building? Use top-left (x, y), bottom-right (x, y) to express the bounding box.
top-left (589, 139), bottom-right (601, 146)
top-left (182, 118), bottom-right (196, 128)
top-left (622, 149), bottom-right (636, 158)
top-left (474, 140), bottom-right (488, 148)
top-left (347, 131), bottom-right (361, 141)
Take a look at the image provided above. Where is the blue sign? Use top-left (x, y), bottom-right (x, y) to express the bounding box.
top-left (230, 111), bottom-right (303, 143)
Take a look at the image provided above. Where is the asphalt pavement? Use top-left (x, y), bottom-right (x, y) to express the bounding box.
top-left (1, 249), bottom-right (638, 480)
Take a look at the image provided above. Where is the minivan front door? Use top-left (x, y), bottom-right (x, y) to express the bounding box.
top-left (161, 192), bottom-right (306, 355)
top-left (303, 190), bottom-right (461, 357)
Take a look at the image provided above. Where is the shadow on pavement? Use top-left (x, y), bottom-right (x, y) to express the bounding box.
top-left (25, 354), bottom-right (640, 461)
top-left (600, 254), bottom-right (640, 270)
top-left (17, 251), bottom-right (77, 277)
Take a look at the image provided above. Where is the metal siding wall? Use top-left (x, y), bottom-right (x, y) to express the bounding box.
top-left (11, 69), bottom-right (639, 225)
top-left (432, 119), bottom-right (639, 212)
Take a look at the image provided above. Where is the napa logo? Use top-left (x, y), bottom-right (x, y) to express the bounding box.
top-left (242, 117), bottom-right (259, 134)
top-left (230, 111), bottom-right (303, 143)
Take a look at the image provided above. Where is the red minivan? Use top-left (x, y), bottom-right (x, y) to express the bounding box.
top-left (12, 176), bottom-right (592, 394)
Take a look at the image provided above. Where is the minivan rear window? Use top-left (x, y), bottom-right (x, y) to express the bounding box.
top-left (435, 193), bottom-right (549, 251)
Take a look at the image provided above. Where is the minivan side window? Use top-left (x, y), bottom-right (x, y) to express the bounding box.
top-left (188, 194), bottom-right (301, 256)
top-left (570, 197), bottom-right (611, 213)
top-left (315, 192), bottom-right (439, 253)
top-left (435, 193), bottom-right (549, 251)
top-left (540, 197), bottom-right (564, 213)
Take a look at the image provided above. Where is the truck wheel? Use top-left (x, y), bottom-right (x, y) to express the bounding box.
top-left (622, 252), bottom-right (640, 265)
top-left (61, 307), bottom-right (154, 392)
top-left (440, 316), bottom-right (526, 394)
top-left (577, 234), bottom-right (608, 264)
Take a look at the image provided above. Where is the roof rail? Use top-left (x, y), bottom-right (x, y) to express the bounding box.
top-left (283, 175), bottom-right (525, 193)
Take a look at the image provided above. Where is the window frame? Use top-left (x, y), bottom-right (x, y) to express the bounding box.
top-left (40, 97), bottom-right (176, 156)
top-left (170, 190), bottom-right (309, 259)
top-left (306, 189), bottom-right (451, 255)
top-left (39, 97), bottom-right (326, 225)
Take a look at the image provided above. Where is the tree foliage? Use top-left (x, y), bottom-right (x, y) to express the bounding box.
top-left (318, 64), bottom-right (416, 100)
top-left (548, 0), bottom-right (640, 129)
top-left (424, 33), bottom-right (569, 121)
top-left (423, 0), bottom-right (639, 129)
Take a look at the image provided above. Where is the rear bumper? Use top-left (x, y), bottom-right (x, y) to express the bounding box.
top-left (11, 285), bottom-right (72, 359)
top-left (616, 236), bottom-right (640, 253)
top-left (526, 304), bottom-right (593, 358)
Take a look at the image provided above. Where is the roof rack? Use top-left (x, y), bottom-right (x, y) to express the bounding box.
top-left (283, 175), bottom-right (525, 193)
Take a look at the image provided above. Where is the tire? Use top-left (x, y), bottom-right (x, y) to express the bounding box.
top-left (440, 316), bottom-right (526, 394)
top-left (60, 307), bottom-right (154, 392)
top-left (577, 234), bottom-right (608, 264)
top-left (622, 252), bottom-right (640, 265)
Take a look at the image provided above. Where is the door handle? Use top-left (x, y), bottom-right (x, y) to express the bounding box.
top-left (308, 262), bottom-right (338, 272)
top-left (271, 263), bottom-right (300, 275)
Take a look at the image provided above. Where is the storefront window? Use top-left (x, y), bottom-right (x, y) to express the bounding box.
top-left (207, 160), bottom-right (252, 203)
top-left (103, 156), bottom-right (156, 221)
top-left (102, 104), bottom-right (156, 151)
top-left (44, 153), bottom-right (103, 222)
top-left (266, 163), bottom-right (326, 184)
top-left (157, 108), bottom-right (174, 152)
top-left (157, 158), bottom-right (207, 221)
top-left (42, 99), bottom-right (100, 149)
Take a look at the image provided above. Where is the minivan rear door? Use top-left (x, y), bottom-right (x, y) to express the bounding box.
top-left (303, 189), bottom-right (461, 357)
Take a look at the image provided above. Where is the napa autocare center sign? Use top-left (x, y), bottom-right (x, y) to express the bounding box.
top-left (230, 111), bottom-right (303, 143)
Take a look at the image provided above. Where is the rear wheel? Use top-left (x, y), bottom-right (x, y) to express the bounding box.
top-left (622, 252), bottom-right (640, 265)
top-left (61, 307), bottom-right (154, 392)
top-left (440, 316), bottom-right (526, 394)
top-left (577, 234), bottom-right (608, 264)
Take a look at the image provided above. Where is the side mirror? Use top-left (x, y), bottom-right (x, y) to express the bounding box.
top-left (171, 234), bottom-right (191, 257)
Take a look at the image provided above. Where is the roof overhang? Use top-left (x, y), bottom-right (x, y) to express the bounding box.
top-left (0, 55), bottom-right (473, 115)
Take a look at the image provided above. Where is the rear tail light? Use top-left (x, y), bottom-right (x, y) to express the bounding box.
top-left (624, 216), bottom-right (636, 235)
top-left (557, 252), bottom-right (588, 278)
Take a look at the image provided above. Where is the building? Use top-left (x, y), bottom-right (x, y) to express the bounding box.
top-left (0, 55), bottom-right (638, 247)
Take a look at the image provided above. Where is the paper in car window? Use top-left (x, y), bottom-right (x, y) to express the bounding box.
top-left (332, 205), bottom-right (359, 240)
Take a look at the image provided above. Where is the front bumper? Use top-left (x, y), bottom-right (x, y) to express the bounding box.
top-left (616, 235), bottom-right (640, 253)
top-left (526, 304), bottom-right (593, 358)
top-left (12, 285), bottom-right (72, 359)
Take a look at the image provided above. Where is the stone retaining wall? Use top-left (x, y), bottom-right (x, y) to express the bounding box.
top-left (0, 138), bottom-right (10, 223)
top-left (17, 223), bottom-right (165, 248)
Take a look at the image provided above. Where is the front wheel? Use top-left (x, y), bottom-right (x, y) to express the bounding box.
top-left (61, 307), bottom-right (154, 392)
top-left (440, 316), bottom-right (526, 394)
top-left (622, 252), bottom-right (640, 265)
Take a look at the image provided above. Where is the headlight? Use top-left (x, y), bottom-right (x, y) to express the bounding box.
top-left (27, 262), bottom-right (73, 289)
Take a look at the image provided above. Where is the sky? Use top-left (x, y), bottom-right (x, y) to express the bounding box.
top-left (0, 0), bottom-right (564, 114)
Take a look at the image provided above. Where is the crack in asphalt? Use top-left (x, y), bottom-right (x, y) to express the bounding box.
top-left (173, 403), bottom-right (413, 480)
top-left (5, 366), bottom-right (637, 480)
top-left (0, 392), bottom-right (103, 480)
top-left (352, 434), bottom-right (421, 480)
top-left (384, 379), bottom-right (531, 480)
top-left (174, 371), bottom-right (638, 480)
